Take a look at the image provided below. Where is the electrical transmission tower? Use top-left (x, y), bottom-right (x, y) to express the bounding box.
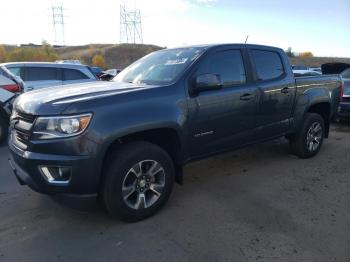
top-left (120, 4), bottom-right (143, 44)
top-left (51, 4), bottom-right (65, 46)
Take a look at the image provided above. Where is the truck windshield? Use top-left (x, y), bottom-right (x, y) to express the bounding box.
top-left (113, 47), bottom-right (205, 85)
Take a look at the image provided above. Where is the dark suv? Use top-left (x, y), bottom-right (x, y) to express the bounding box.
top-left (8, 44), bottom-right (342, 221)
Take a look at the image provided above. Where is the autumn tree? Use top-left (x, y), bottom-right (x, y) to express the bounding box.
top-left (6, 42), bottom-right (58, 62)
top-left (300, 52), bottom-right (314, 58)
top-left (0, 45), bottom-right (6, 62)
top-left (92, 54), bottom-right (107, 69)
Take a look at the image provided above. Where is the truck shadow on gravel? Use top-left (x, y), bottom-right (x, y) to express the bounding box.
top-left (40, 138), bottom-right (294, 222)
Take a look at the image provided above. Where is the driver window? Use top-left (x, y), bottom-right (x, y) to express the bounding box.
top-left (197, 50), bottom-right (246, 87)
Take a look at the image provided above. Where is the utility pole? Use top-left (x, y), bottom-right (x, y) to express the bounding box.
top-left (120, 3), bottom-right (143, 44)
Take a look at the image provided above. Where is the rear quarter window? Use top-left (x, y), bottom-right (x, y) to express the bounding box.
top-left (7, 67), bottom-right (23, 79)
top-left (63, 69), bottom-right (90, 80)
top-left (251, 50), bottom-right (285, 81)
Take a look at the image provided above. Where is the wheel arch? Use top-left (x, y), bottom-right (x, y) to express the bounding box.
top-left (100, 127), bottom-right (184, 188)
top-left (306, 102), bottom-right (331, 138)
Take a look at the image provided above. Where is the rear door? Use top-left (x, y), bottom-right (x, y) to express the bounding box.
top-left (187, 48), bottom-right (258, 157)
top-left (249, 49), bottom-right (296, 139)
top-left (23, 66), bottom-right (62, 91)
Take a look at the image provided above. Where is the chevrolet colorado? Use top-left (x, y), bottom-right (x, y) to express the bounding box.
top-left (8, 44), bottom-right (343, 221)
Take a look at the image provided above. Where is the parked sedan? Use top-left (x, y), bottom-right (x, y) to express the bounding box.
top-left (1, 62), bottom-right (97, 92)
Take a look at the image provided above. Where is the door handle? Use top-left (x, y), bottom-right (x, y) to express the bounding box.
top-left (240, 93), bottom-right (254, 101)
top-left (281, 87), bottom-right (289, 94)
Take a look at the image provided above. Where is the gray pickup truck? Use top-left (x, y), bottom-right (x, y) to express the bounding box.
top-left (8, 44), bottom-right (343, 221)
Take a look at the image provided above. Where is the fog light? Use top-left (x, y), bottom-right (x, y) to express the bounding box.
top-left (39, 166), bottom-right (71, 184)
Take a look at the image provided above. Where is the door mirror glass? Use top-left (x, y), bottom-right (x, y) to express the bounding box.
top-left (194, 74), bottom-right (222, 93)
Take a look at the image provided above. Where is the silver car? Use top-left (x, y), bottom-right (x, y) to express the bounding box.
top-left (0, 62), bottom-right (97, 92)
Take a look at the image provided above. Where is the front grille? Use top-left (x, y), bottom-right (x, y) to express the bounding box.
top-left (17, 111), bottom-right (36, 123)
top-left (11, 111), bottom-right (36, 150)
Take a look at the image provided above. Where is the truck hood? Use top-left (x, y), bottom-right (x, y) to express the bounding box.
top-left (14, 81), bottom-right (155, 115)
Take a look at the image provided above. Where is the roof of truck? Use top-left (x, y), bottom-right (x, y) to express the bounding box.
top-left (168, 43), bottom-right (283, 51)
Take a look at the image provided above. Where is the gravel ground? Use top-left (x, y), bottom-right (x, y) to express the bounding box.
top-left (0, 123), bottom-right (349, 262)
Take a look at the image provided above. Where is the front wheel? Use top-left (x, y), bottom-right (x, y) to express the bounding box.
top-left (289, 113), bottom-right (325, 158)
top-left (102, 141), bottom-right (175, 222)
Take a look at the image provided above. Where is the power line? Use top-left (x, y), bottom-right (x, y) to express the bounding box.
top-left (51, 4), bottom-right (65, 46)
top-left (120, 3), bottom-right (143, 44)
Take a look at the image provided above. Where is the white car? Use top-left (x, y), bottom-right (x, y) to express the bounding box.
top-left (0, 67), bottom-right (23, 143)
top-left (1, 62), bottom-right (98, 92)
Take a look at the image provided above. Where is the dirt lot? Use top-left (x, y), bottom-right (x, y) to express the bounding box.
top-left (0, 124), bottom-right (349, 262)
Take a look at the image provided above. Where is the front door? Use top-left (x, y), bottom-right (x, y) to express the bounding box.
top-left (187, 49), bottom-right (258, 158)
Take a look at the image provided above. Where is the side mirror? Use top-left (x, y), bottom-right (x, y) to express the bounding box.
top-left (193, 74), bottom-right (222, 94)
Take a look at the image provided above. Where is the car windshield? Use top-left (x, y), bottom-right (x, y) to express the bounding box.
top-left (113, 47), bottom-right (205, 85)
top-left (341, 68), bottom-right (350, 79)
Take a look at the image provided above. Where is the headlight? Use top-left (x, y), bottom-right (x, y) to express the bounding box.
top-left (32, 113), bottom-right (92, 140)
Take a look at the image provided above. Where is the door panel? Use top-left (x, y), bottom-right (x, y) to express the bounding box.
top-left (187, 49), bottom-right (258, 157)
top-left (249, 49), bottom-right (296, 140)
top-left (188, 85), bottom-right (258, 156)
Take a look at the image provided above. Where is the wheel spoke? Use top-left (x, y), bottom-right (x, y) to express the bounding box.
top-left (130, 162), bottom-right (143, 177)
top-left (122, 185), bottom-right (136, 200)
top-left (149, 184), bottom-right (163, 196)
top-left (135, 193), bottom-right (147, 209)
top-left (313, 124), bottom-right (322, 133)
top-left (148, 161), bottom-right (164, 176)
top-left (308, 141), bottom-right (313, 151)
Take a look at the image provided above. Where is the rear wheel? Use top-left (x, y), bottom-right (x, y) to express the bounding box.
top-left (102, 141), bottom-right (175, 222)
top-left (0, 116), bottom-right (8, 144)
top-left (289, 113), bottom-right (325, 158)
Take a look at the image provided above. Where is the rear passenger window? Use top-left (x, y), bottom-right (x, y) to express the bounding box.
top-left (251, 50), bottom-right (284, 81)
top-left (63, 69), bottom-right (89, 80)
top-left (197, 50), bottom-right (246, 87)
top-left (26, 67), bottom-right (58, 81)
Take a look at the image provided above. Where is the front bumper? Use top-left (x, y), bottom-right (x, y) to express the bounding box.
top-left (9, 142), bottom-right (101, 195)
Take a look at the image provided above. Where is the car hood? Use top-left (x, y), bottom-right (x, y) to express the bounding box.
top-left (14, 81), bottom-right (156, 115)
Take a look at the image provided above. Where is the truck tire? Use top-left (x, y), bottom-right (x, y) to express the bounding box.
top-left (0, 116), bottom-right (8, 144)
top-left (102, 141), bottom-right (175, 222)
top-left (289, 113), bottom-right (325, 158)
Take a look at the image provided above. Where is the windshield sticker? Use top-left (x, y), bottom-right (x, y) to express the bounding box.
top-left (165, 58), bottom-right (188, 65)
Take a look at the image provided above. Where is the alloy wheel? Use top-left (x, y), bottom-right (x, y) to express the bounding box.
top-left (122, 160), bottom-right (165, 210)
top-left (306, 122), bottom-right (323, 152)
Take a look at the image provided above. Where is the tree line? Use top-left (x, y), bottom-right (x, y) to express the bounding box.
top-left (0, 42), bottom-right (107, 69)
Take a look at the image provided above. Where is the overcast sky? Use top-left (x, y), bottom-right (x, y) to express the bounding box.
top-left (0, 0), bottom-right (349, 57)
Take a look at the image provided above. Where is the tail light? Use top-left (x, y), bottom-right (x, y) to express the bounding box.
top-left (1, 84), bottom-right (20, 93)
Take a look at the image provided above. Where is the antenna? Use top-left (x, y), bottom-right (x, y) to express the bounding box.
top-left (120, 3), bottom-right (143, 44)
top-left (245, 35), bottom-right (249, 44)
top-left (51, 4), bottom-right (66, 46)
